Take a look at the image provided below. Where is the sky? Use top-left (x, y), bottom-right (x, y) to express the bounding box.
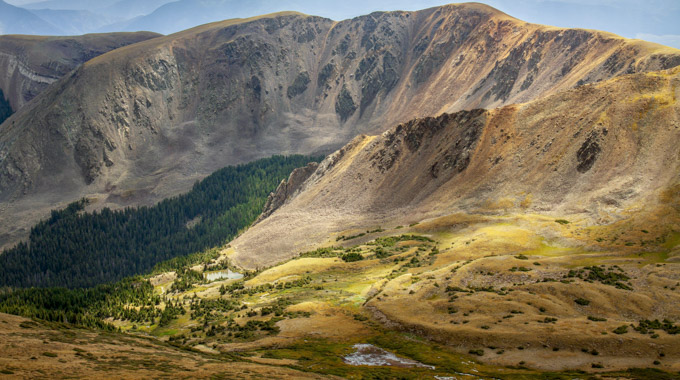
top-left (5, 0), bottom-right (680, 48)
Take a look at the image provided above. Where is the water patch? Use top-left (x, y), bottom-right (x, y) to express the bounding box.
top-left (204, 269), bottom-right (243, 282)
top-left (343, 343), bottom-right (435, 369)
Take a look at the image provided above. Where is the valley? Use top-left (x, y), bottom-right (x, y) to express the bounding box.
top-left (6, 212), bottom-right (675, 378)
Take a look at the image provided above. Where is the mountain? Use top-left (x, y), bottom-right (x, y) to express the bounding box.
top-left (1, 3), bottom-right (679, 249)
top-left (29, 9), bottom-right (111, 35)
top-left (231, 64), bottom-right (680, 268)
top-left (101, 0), bottom-right (175, 20)
top-left (23, 0), bottom-right (125, 11)
top-left (100, 0), bottom-right (292, 34)
top-left (0, 31), bottom-right (160, 115)
top-left (4, 67), bottom-right (679, 374)
top-left (0, 0), bottom-right (63, 35)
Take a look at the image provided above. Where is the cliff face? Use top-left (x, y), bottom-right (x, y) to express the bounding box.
top-left (230, 66), bottom-right (680, 268)
top-left (0, 32), bottom-right (161, 114)
top-left (1, 4), bottom-right (679, 247)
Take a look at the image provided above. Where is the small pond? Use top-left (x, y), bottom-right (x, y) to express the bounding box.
top-left (343, 344), bottom-right (435, 369)
top-left (203, 269), bottom-right (243, 282)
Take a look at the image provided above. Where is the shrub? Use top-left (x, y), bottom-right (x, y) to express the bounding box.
top-left (613, 325), bottom-right (628, 334)
top-left (555, 219), bottom-right (570, 225)
top-left (341, 252), bottom-right (363, 262)
top-left (468, 349), bottom-right (484, 356)
top-left (574, 298), bottom-right (590, 306)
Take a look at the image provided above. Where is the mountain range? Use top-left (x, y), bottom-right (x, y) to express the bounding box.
top-left (1, 3), bottom-right (679, 250)
top-left (1, 2), bottom-right (680, 377)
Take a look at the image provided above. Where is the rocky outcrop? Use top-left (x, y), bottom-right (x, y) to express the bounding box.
top-left (255, 162), bottom-right (319, 224)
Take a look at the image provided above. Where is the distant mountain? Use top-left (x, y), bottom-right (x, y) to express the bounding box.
top-left (0, 0), bottom-right (63, 35)
top-left (24, 0), bottom-right (172, 19)
top-left (29, 9), bottom-right (111, 35)
top-left (19, 0), bottom-right (173, 34)
top-left (23, 0), bottom-right (122, 11)
top-left (1, 4), bottom-right (678, 250)
top-left (102, 0), bottom-right (174, 20)
top-left (101, 0), bottom-right (279, 34)
top-left (103, 0), bottom-right (452, 35)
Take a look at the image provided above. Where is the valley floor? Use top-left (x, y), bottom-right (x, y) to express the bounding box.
top-left (23, 212), bottom-right (673, 379)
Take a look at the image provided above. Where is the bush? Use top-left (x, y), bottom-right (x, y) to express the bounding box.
top-left (574, 298), bottom-right (590, 306)
top-left (555, 219), bottom-right (570, 225)
top-left (613, 325), bottom-right (628, 334)
top-left (468, 349), bottom-right (484, 356)
top-left (341, 252), bottom-right (363, 262)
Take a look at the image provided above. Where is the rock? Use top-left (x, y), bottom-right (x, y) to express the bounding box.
top-left (255, 162), bottom-right (320, 223)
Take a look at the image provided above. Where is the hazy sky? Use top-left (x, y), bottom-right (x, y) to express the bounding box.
top-left (5, 0), bottom-right (679, 48)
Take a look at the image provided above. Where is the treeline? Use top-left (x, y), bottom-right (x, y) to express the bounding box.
top-left (0, 276), bottom-right (155, 330)
top-left (0, 155), bottom-right (322, 288)
top-left (0, 247), bottom-right (229, 330)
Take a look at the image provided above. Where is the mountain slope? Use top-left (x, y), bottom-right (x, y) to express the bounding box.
top-left (1, 3), bottom-right (679, 248)
top-left (0, 31), bottom-right (160, 115)
top-left (231, 65), bottom-right (680, 268)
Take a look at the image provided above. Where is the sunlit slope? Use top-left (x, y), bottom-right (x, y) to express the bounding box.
top-left (233, 66), bottom-right (680, 268)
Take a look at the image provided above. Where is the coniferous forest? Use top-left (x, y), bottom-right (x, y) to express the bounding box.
top-left (0, 89), bottom-right (12, 125)
top-left (0, 155), bottom-right (322, 288)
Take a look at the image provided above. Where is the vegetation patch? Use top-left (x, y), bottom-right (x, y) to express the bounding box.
top-left (633, 319), bottom-right (680, 335)
top-left (0, 155), bottom-right (322, 288)
top-left (565, 266), bottom-right (633, 290)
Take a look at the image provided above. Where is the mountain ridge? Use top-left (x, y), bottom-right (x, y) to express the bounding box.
top-left (0, 31), bottom-right (161, 114)
top-left (230, 65), bottom-right (680, 269)
top-left (1, 3), bottom-right (679, 248)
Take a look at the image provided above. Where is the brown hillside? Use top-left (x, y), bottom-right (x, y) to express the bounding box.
top-left (1, 3), bottom-right (679, 247)
top-left (0, 312), bottom-right (333, 379)
top-left (0, 32), bottom-right (161, 112)
top-left (231, 65), bottom-right (680, 269)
